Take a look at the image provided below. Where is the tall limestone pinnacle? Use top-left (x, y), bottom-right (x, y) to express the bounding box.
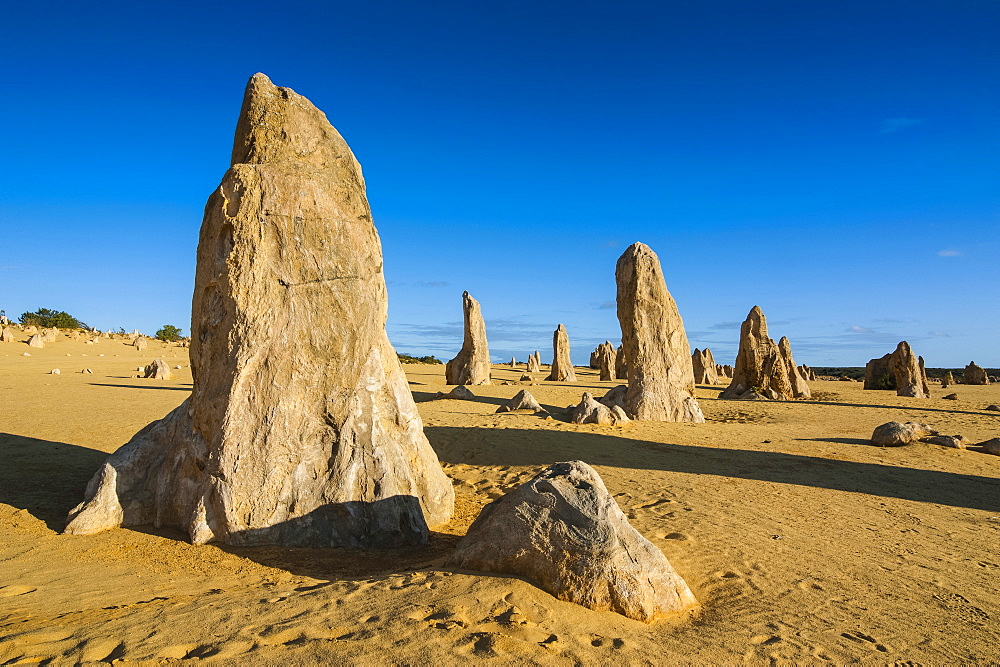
top-left (615, 242), bottom-right (704, 422)
top-left (445, 291), bottom-right (491, 385)
top-left (64, 73), bottom-right (454, 547)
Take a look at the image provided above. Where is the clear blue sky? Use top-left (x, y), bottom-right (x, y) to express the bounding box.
top-left (1, 1), bottom-right (996, 367)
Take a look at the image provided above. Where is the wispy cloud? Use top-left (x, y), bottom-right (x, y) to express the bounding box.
top-left (937, 249), bottom-right (961, 257)
top-left (710, 321), bottom-right (742, 330)
top-left (602, 240), bottom-right (620, 249)
top-left (928, 330), bottom-right (951, 338)
top-left (879, 117), bottom-right (925, 134)
top-left (848, 325), bottom-right (875, 334)
top-left (597, 300), bottom-right (615, 310)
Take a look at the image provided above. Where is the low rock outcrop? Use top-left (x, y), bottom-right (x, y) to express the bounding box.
top-left (569, 392), bottom-right (630, 425)
top-left (27, 333), bottom-right (44, 348)
top-left (870, 421), bottom-right (937, 447)
top-left (143, 358), bottom-right (172, 380)
top-left (495, 389), bottom-right (547, 414)
top-left (445, 461), bottom-right (697, 622)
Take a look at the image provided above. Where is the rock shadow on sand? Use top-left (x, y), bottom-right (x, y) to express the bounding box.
top-left (0, 433), bottom-right (108, 531)
top-left (425, 426), bottom-right (1000, 513)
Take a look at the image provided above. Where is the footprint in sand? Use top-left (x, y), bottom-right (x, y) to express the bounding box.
top-left (0, 585), bottom-right (37, 597)
top-left (841, 631), bottom-right (889, 652)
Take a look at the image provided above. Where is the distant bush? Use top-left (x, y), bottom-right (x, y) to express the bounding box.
top-left (155, 325), bottom-right (183, 342)
top-left (397, 353), bottom-right (443, 365)
top-left (19, 308), bottom-right (87, 330)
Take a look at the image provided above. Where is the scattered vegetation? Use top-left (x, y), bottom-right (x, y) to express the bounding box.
top-left (155, 324), bottom-right (183, 342)
top-left (397, 353), bottom-right (443, 365)
top-left (18, 308), bottom-right (88, 330)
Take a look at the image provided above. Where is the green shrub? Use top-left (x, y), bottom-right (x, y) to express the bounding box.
top-left (19, 308), bottom-right (87, 329)
top-left (397, 353), bottom-right (443, 365)
top-left (155, 325), bottom-right (183, 342)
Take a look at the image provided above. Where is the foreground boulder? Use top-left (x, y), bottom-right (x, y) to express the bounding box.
top-left (964, 362), bottom-right (990, 385)
top-left (691, 348), bottom-right (718, 385)
top-left (615, 243), bottom-right (703, 422)
top-left (445, 291), bottom-right (491, 385)
top-left (64, 73), bottom-right (454, 548)
top-left (446, 461), bottom-right (697, 622)
top-left (27, 333), bottom-right (44, 348)
top-left (546, 324), bottom-right (577, 382)
top-left (720, 307), bottom-right (808, 400)
top-left (870, 421), bottom-right (937, 447)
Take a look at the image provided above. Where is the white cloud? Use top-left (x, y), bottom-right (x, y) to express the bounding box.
top-left (937, 249), bottom-right (962, 257)
top-left (848, 325), bottom-right (875, 334)
top-left (879, 117), bottom-right (925, 134)
top-left (928, 330), bottom-right (951, 338)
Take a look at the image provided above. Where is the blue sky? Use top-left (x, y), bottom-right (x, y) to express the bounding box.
top-left (1, 1), bottom-right (996, 367)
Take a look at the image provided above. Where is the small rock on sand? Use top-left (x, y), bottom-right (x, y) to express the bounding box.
top-left (871, 421), bottom-right (937, 447)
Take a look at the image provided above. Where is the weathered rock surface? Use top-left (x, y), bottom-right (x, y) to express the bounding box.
top-left (985, 404), bottom-right (1000, 412)
top-left (615, 343), bottom-right (627, 380)
top-left (720, 307), bottom-right (806, 401)
top-left (942, 371), bottom-right (954, 388)
top-left (569, 392), bottom-right (629, 425)
top-left (446, 461), bottom-right (697, 622)
top-left (864, 343), bottom-right (929, 397)
top-left (445, 291), bottom-right (491, 386)
top-left (616, 243), bottom-right (703, 422)
top-left (133, 337), bottom-right (148, 352)
top-left (64, 73), bottom-right (454, 548)
top-left (143, 358), bottom-right (172, 380)
top-left (871, 421), bottom-right (937, 447)
top-left (27, 333), bottom-right (44, 348)
top-left (925, 435), bottom-right (969, 449)
top-left (546, 324), bottom-right (577, 382)
top-left (977, 439), bottom-right (1000, 455)
top-left (943, 393), bottom-right (959, 400)
top-left (0, 327), bottom-right (14, 342)
top-left (496, 389), bottom-right (547, 414)
top-left (798, 364), bottom-right (816, 381)
top-left (778, 337), bottom-right (811, 399)
top-left (433, 385), bottom-right (477, 401)
top-left (596, 341), bottom-right (616, 382)
top-left (964, 361), bottom-right (990, 385)
top-left (889, 342), bottom-right (929, 398)
top-left (42, 328), bottom-right (58, 343)
top-left (526, 351), bottom-right (541, 373)
top-left (691, 347), bottom-right (718, 385)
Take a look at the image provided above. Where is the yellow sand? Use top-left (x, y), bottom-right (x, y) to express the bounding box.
top-left (1, 333), bottom-right (998, 664)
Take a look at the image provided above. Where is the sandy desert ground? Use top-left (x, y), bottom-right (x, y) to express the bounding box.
top-left (1, 332), bottom-right (998, 664)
